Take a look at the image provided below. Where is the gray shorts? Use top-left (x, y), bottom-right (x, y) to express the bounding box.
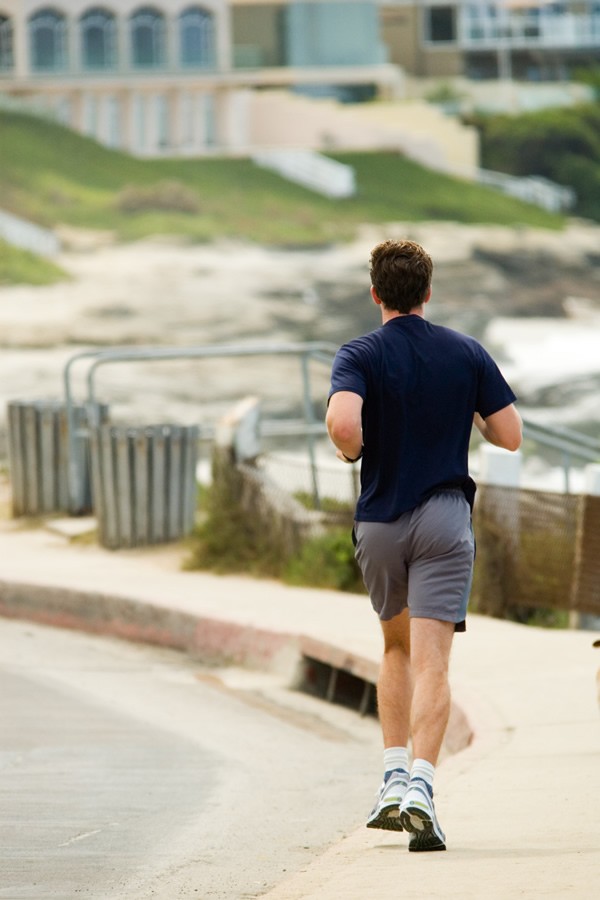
top-left (354, 490), bottom-right (474, 632)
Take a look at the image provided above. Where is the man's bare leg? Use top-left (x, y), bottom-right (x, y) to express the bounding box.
top-left (409, 617), bottom-right (455, 764)
top-left (399, 616), bottom-right (454, 851)
top-left (378, 610), bottom-right (412, 748)
top-left (366, 610), bottom-right (412, 831)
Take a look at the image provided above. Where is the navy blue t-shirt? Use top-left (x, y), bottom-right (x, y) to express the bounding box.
top-left (329, 315), bottom-right (517, 522)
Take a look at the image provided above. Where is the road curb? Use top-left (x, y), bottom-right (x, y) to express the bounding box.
top-left (0, 578), bottom-right (297, 670)
top-left (0, 574), bottom-right (473, 756)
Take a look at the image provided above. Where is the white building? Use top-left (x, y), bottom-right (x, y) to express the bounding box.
top-left (382, 1), bottom-right (600, 81)
top-left (0, 1), bottom-right (399, 155)
top-left (1, 2), bottom-right (597, 157)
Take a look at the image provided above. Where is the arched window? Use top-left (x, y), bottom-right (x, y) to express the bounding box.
top-left (0, 15), bottom-right (14, 70)
top-left (130, 6), bottom-right (165, 68)
top-left (29, 8), bottom-right (68, 71)
top-left (81, 8), bottom-right (117, 70)
top-left (179, 6), bottom-right (215, 68)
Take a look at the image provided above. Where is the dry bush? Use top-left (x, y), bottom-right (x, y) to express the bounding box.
top-left (117, 180), bottom-right (200, 214)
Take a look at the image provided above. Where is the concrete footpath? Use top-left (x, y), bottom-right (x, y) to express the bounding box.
top-left (0, 518), bottom-right (598, 900)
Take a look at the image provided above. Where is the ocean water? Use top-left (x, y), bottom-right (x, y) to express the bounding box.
top-left (483, 313), bottom-right (600, 492)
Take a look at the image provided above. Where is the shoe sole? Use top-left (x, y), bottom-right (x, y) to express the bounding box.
top-left (366, 803), bottom-right (403, 831)
top-left (400, 807), bottom-right (446, 851)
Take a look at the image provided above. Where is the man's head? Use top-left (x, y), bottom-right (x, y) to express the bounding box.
top-left (369, 239), bottom-right (433, 314)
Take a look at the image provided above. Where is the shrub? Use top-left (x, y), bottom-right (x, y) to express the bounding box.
top-left (284, 528), bottom-right (365, 593)
top-left (184, 459), bottom-right (285, 577)
top-left (572, 65), bottom-right (600, 99)
top-left (467, 105), bottom-right (600, 220)
top-left (117, 180), bottom-right (200, 214)
top-left (553, 154), bottom-right (600, 221)
top-left (185, 468), bottom-right (364, 593)
top-left (475, 107), bottom-right (600, 177)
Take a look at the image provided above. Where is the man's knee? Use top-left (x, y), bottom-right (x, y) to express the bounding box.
top-left (380, 610), bottom-right (411, 656)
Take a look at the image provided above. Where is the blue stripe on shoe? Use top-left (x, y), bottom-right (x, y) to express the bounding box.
top-left (408, 776), bottom-right (433, 797)
top-left (384, 767), bottom-right (409, 780)
top-left (366, 769), bottom-right (409, 831)
top-left (400, 777), bottom-right (446, 851)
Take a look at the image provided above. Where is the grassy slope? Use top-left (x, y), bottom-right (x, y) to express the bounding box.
top-left (0, 239), bottom-right (67, 286)
top-left (0, 109), bottom-right (564, 281)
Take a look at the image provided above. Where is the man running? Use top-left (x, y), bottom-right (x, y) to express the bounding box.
top-left (326, 239), bottom-right (521, 851)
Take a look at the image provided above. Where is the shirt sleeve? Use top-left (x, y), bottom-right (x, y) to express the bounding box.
top-left (328, 341), bottom-right (368, 403)
top-left (475, 346), bottom-right (517, 418)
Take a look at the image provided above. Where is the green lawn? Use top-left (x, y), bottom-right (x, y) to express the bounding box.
top-left (0, 109), bottom-right (565, 283)
top-left (0, 239), bottom-right (67, 286)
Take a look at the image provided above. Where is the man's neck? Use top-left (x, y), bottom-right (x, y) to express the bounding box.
top-left (381, 306), bottom-right (424, 325)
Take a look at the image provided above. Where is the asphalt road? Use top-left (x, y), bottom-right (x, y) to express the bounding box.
top-left (0, 618), bottom-right (381, 900)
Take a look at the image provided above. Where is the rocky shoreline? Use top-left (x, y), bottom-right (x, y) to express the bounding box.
top-left (0, 219), bottom-right (599, 460)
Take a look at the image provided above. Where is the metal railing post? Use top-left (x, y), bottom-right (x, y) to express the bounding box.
top-left (301, 350), bottom-right (321, 510)
top-left (63, 349), bottom-right (104, 514)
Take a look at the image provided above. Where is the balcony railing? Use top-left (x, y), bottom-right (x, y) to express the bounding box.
top-left (459, 12), bottom-right (600, 50)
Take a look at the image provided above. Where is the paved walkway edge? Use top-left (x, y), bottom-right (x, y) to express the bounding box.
top-left (0, 578), bottom-right (298, 670)
top-left (0, 575), bottom-right (473, 758)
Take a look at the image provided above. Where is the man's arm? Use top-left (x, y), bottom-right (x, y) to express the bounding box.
top-left (474, 404), bottom-right (522, 452)
top-left (326, 391), bottom-right (364, 462)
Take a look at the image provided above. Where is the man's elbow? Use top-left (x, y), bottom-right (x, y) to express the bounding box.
top-left (506, 411), bottom-right (524, 452)
top-left (326, 391), bottom-right (363, 448)
top-left (504, 431), bottom-right (523, 453)
top-left (486, 406), bottom-right (523, 452)
top-left (327, 418), bottom-right (357, 447)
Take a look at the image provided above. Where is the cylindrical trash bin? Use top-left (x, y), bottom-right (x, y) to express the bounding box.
top-left (6, 400), bottom-right (109, 517)
top-left (90, 423), bottom-right (199, 549)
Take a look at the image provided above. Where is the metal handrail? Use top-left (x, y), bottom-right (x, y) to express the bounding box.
top-left (522, 420), bottom-right (600, 456)
top-left (521, 419), bottom-right (600, 493)
top-left (63, 341), bottom-right (338, 513)
top-left (82, 342), bottom-right (338, 406)
top-left (63, 341), bottom-right (599, 512)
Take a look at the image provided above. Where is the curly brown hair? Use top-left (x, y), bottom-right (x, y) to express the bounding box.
top-left (369, 239), bottom-right (433, 314)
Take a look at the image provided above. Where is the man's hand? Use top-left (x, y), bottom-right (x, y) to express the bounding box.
top-left (336, 447), bottom-right (361, 464)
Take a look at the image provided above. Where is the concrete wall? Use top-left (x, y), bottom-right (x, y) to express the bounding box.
top-left (380, 5), bottom-right (462, 78)
top-left (247, 90), bottom-right (480, 174)
top-left (380, 5), bottom-right (421, 73)
top-left (420, 47), bottom-right (463, 78)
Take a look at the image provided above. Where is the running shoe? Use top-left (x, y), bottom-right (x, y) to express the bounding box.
top-left (366, 768), bottom-right (409, 831)
top-left (399, 777), bottom-right (446, 851)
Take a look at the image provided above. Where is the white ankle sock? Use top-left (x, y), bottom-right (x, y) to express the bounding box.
top-left (383, 746), bottom-right (409, 774)
top-left (411, 758), bottom-right (435, 786)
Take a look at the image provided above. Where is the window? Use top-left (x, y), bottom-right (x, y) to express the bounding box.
top-left (29, 8), bottom-right (68, 71)
top-left (464, 3), bottom-right (497, 41)
top-left (522, 8), bottom-right (541, 39)
top-left (55, 95), bottom-right (71, 124)
top-left (83, 94), bottom-right (98, 137)
top-left (203, 93), bottom-right (216, 147)
top-left (131, 6), bottom-right (166, 69)
top-left (155, 94), bottom-right (168, 148)
top-left (133, 93), bottom-right (147, 152)
top-left (0, 16), bottom-right (13, 71)
top-left (81, 8), bottom-right (117, 70)
top-left (180, 6), bottom-right (215, 68)
top-left (106, 95), bottom-right (121, 148)
top-left (426, 5), bottom-right (457, 43)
